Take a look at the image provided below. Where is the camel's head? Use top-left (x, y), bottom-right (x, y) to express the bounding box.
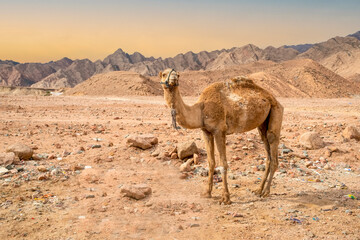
top-left (159, 69), bottom-right (179, 90)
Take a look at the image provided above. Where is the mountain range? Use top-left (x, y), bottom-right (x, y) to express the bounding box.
top-left (0, 31), bottom-right (359, 89)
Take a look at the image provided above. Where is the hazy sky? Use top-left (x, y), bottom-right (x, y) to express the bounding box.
top-left (1, 0), bottom-right (359, 63)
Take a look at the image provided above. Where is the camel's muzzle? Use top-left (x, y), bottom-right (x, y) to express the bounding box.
top-left (161, 69), bottom-right (179, 89)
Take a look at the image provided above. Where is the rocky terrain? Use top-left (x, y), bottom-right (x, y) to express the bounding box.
top-left (0, 95), bottom-right (359, 239)
top-left (1, 31), bottom-right (360, 89)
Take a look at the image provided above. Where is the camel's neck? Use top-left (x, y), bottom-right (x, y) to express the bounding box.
top-left (164, 87), bottom-right (203, 129)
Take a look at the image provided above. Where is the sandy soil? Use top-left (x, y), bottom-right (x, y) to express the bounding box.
top-left (0, 95), bottom-right (359, 240)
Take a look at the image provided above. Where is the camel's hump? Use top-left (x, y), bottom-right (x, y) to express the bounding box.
top-left (230, 76), bottom-right (254, 85)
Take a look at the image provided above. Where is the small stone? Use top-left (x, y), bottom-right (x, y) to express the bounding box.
top-left (120, 184), bottom-right (152, 200)
top-left (71, 164), bottom-right (85, 171)
top-left (287, 209), bottom-right (298, 213)
top-left (229, 174), bottom-right (236, 180)
top-left (151, 150), bottom-right (160, 157)
top-left (6, 143), bottom-right (33, 160)
top-left (170, 153), bottom-right (178, 159)
top-left (179, 173), bottom-right (188, 179)
top-left (190, 223), bottom-right (200, 228)
top-left (257, 165), bottom-right (266, 171)
top-left (180, 159), bottom-right (193, 172)
top-left (91, 145), bottom-right (101, 149)
top-left (323, 164), bottom-right (332, 170)
top-left (38, 174), bottom-right (48, 180)
top-left (127, 134), bottom-right (158, 150)
top-left (0, 167), bottom-right (9, 175)
top-left (299, 132), bottom-right (325, 150)
top-left (193, 153), bottom-right (199, 164)
top-left (345, 209), bottom-right (352, 215)
top-left (85, 194), bottom-right (95, 199)
top-left (37, 166), bottom-right (47, 172)
top-left (305, 161), bottom-right (313, 168)
top-left (177, 141), bottom-right (198, 159)
top-left (342, 126), bottom-right (360, 141)
top-left (51, 169), bottom-right (60, 176)
top-left (0, 152), bottom-right (18, 166)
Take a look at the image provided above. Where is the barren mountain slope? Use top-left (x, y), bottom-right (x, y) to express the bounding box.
top-left (32, 59), bottom-right (104, 88)
top-left (65, 71), bottom-right (162, 96)
top-left (298, 36), bottom-right (360, 80)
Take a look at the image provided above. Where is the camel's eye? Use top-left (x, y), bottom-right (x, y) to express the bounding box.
top-left (162, 73), bottom-right (166, 77)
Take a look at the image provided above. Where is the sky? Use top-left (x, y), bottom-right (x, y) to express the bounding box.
top-left (0, 0), bottom-right (360, 63)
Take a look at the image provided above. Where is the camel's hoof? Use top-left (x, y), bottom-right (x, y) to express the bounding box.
top-left (220, 197), bottom-right (232, 205)
top-left (200, 192), bottom-right (212, 198)
top-left (220, 193), bottom-right (231, 205)
top-left (252, 188), bottom-right (263, 196)
top-left (260, 190), bottom-right (270, 198)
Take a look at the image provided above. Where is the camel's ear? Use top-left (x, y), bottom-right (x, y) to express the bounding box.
top-left (159, 71), bottom-right (162, 78)
top-left (177, 73), bottom-right (180, 78)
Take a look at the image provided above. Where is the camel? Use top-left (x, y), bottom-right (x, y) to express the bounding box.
top-left (159, 69), bottom-right (283, 204)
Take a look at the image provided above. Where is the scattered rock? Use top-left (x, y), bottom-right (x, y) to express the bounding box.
top-left (194, 166), bottom-right (208, 176)
top-left (0, 167), bottom-right (9, 175)
top-left (38, 174), bottom-right (48, 180)
top-left (120, 184), bottom-right (152, 200)
top-left (79, 169), bottom-right (100, 184)
top-left (323, 164), bottom-right (332, 170)
top-left (193, 153), bottom-right (199, 164)
top-left (257, 164), bottom-right (266, 171)
top-left (170, 153), bottom-right (178, 159)
top-left (37, 166), bottom-right (48, 172)
top-left (299, 132), bottom-right (325, 150)
top-left (342, 126), bottom-right (360, 141)
top-left (177, 141), bottom-right (198, 159)
top-left (190, 223), bottom-right (200, 228)
top-left (6, 143), bottom-right (33, 160)
top-left (127, 134), bottom-right (158, 150)
top-left (151, 150), bottom-right (160, 157)
top-left (180, 158), bottom-right (194, 172)
top-left (0, 152), bottom-right (18, 166)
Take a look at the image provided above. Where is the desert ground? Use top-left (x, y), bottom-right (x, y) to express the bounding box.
top-left (0, 94), bottom-right (360, 240)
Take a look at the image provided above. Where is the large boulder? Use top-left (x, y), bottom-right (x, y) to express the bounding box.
top-left (0, 152), bottom-right (19, 166)
top-left (299, 132), bottom-right (325, 150)
top-left (120, 184), bottom-right (152, 200)
top-left (126, 134), bottom-right (158, 150)
top-left (177, 141), bottom-right (198, 159)
top-left (342, 126), bottom-right (360, 141)
top-left (6, 143), bottom-right (33, 160)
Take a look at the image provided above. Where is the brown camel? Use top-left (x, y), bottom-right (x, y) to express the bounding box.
top-left (159, 69), bottom-right (283, 204)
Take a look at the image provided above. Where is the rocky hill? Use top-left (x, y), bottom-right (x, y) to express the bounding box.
top-left (0, 58), bottom-right (73, 86)
top-left (298, 36), bottom-right (360, 81)
top-left (162, 59), bottom-right (359, 98)
top-left (65, 71), bottom-right (162, 96)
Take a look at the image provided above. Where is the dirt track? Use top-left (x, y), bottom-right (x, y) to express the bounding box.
top-left (0, 95), bottom-right (360, 240)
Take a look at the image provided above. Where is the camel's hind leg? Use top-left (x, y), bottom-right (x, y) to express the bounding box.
top-left (254, 119), bottom-right (271, 196)
top-left (201, 129), bottom-right (215, 198)
top-left (261, 104), bottom-right (283, 197)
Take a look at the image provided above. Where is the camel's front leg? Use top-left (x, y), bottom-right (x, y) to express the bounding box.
top-left (214, 132), bottom-right (231, 204)
top-left (201, 130), bottom-right (215, 198)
